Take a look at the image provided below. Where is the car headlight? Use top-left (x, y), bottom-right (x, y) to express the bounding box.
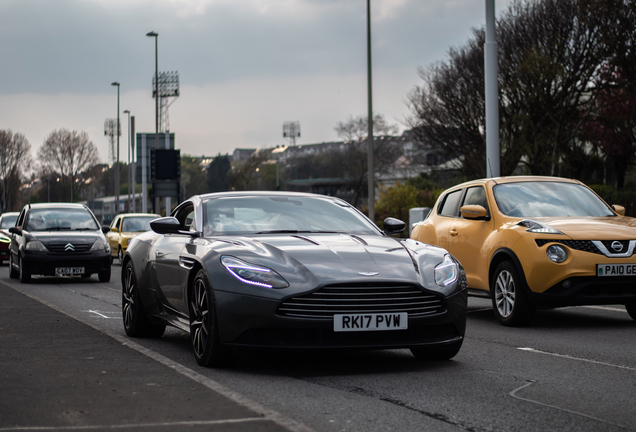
top-left (434, 254), bottom-right (458, 287)
top-left (221, 256), bottom-right (289, 289)
top-left (546, 244), bottom-right (567, 263)
top-left (90, 238), bottom-right (110, 253)
top-left (25, 240), bottom-right (48, 251)
top-left (518, 219), bottom-right (563, 234)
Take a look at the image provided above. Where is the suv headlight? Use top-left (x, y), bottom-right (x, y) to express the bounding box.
top-left (547, 244), bottom-right (568, 263)
top-left (25, 240), bottom-right (48, 251)
top-left (221, 256), bottom-right (289, 289)
top-left (434, 254), bottom-right (458, 287)
top-left (90, 238), bottom-right (110, 253)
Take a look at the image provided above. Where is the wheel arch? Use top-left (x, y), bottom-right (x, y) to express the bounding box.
top-left (489, 248), bottom-right (530, 295)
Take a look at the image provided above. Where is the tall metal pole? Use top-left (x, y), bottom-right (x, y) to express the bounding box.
top-left (124, 110), bottom-right (131, 211)
top-left (131, 116), bottom-right (136, 212)
top-left (485, 0), bottom-right (500, 178)
top-left (146, 31), bottom-right (159, 213)
top-left (111, 82), bottom-right (120, 211)
top-left (366, 0), bottom-right (374, 221)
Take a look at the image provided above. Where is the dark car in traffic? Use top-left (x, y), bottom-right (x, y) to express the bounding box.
top-left (0, 212), bottom-right (19, 263)
top-left (122, 191), bottom-right (468, 367)
top-left (9, 203), bottom-right (111, 283)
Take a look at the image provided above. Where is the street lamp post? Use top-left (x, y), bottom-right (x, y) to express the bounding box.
top-left (366, 0), bottom-right (374, 222)
top-left (124, 109), bottom-right (131, 212)
top-left (111, 82), bottom-right (120, 213)
top-left (146, 31), bottom-right (159, 214)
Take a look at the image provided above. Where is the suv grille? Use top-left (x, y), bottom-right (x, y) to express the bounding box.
top-left (277, 282), bottom-right (444, 319)
top-left (535, 239), bottom-right (603, 255)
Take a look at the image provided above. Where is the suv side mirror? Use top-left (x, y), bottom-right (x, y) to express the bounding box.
top-left (460, 205), bottom-right (488, 220)
top-left (612, 205), bottom-right (626, 216)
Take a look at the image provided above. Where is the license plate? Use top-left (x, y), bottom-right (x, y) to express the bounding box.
top-left (333, 313), bottom-right (408, 332)
top-left (55, 267), bottom-right (85, 275)
top-left (597, 264), bottom-right (636, 277)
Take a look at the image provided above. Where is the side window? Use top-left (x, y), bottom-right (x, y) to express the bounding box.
top-left (16, 209), bottom-right (26, 228)
top-left (110, 216), bottom-right (121, 230)
top-left (462, 187), bottom-right (489, 211)
top-left (175, 204), bottom-right (195, 231)
top-left (438, 190), bottom-right (463, 217)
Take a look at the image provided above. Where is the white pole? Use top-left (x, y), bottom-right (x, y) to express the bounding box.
top-left (165, 131), bottom-right (171, 213)
top-left (485, 0), bottom-right (500, 178)
top-left (142, 134), bottom-right (147, 213)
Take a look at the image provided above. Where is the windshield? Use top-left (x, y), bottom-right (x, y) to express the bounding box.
top-left (0, 214), bottom-right (18, 229)
top-left (122, 216), bottom-right (156, 232)
top-left (26, 208), bottom-right (100, 231)
top-left (493, 182), bottom-right (614, 217)
top-left (202, 196), bottom-right (379, 236)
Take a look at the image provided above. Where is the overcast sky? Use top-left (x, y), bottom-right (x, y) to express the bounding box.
top-left (0, 0), bottom-right (512, 165)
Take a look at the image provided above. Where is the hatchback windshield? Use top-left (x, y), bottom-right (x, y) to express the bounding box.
top-left (122, 216), bottom-right (156, 232)
top-left (493, 182), bottom-right (614, 217)
top-left (203, 196), bottom-right (378, 236)
top-left (0, 214), bottom-right (18, 229)
top-left (26, 208), bottom-right (100, 231)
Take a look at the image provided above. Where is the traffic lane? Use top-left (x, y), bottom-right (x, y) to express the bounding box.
top-left (0, 280), bottom-right (294, 432)
top-left (5, 270), bottom-right (636, 432)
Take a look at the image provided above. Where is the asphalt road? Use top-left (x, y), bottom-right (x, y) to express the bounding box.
top-left (1, 262), bottom-right (635, 432)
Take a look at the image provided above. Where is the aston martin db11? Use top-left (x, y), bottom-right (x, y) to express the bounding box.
top-left (122, 191), bottom-right (467, 367)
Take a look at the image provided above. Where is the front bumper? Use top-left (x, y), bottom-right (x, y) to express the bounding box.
top-left (215, 288), bottom-right (467, 350)
top-left (531, 275), bottom-right (636, 307)
top-left (21, 251), bottom-right (111, 276)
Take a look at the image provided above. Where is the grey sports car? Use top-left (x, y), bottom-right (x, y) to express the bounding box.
top-left (122, 191), bottom-right (467, 367)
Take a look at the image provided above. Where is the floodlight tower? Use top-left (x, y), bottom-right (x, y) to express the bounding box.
top-left (104, 118), bottom-right (120, 165)
top-left (154, 71), bottom-right (180, 132)
top-left (283, 121), bottom-right (300, 146)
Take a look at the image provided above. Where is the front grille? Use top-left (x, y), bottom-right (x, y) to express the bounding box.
top-left (277, 282), bottom-right (445, 319)
top-left (47, 242), bottom-right (92, 253)
top-left (535, 239), bottom-right (603, 255)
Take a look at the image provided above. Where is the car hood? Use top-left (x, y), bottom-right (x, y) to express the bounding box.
top-left (28, 230), bottom-right (102, 244)
top-left (527, 216), bottom-right (636, 240)
top-left (231, 233), bottom-right (434, 285)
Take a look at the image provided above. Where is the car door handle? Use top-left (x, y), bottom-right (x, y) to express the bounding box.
top-left (450, 229), bottom-right (458, 236)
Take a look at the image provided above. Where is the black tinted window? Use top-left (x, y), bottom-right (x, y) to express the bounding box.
top-left (439, 190), bottom-right (463, 217)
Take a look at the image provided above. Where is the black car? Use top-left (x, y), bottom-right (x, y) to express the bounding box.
top-left (9, 203), bottom-right (111, 283)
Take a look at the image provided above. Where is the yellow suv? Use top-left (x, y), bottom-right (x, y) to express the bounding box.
top-left (411, 176), bottom-right (636, 326)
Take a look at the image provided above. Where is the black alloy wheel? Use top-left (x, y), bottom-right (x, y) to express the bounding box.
top-left (9, 254), bottom-right (18, 279)
top-left (410, 340), bottom-right (463, 361)
top-left (491, 261), bottom-right (535, 326)
top-left (189, 269), bottom-right (233, 367)
top-left (122, 261), bottom-right (165, 338)
top-left (118, 247), bottom-right (124, 265)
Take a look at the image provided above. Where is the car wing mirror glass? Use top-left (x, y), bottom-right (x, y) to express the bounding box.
top-left (460, 205), bottom-right (488, 220)
top-left (383, 217), bottom-right (406, 235)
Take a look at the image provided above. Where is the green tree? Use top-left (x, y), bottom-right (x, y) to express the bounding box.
top-left (374, 182), bottom-right (420, 233)
top-left (180, 155), bottom-right (208, 198)
top-left (207, 154), bottom-right (231, 192)
top-left (0, 130), bottom-right (32, 211)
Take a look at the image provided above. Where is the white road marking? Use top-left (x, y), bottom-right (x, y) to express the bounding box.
top-left (509, 381), bottom-right (634, 431)
top-left (84, 310), bottom-right (111, 318)
top-left (518, 347), bottom-right (636, 371)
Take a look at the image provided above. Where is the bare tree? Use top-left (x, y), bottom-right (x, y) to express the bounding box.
top-left (334, 114), bottom-right (399, 141)
top-left (0, 130), bottom-right (32, 211)
top-left (38, 129), bottom-right (100, 202)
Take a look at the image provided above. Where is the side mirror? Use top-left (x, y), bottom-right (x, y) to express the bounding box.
top-left (383, 217), bottom-right (406, 235)
top-left (612, 205), bottom-right (626, 216)
top-left (9, 226), bottom-right (21, 235)
top-left (101, 225), bottom-right (111, 234)
top-left (460, 205), bottom-right (488, 220)
top-left (150, 217), bottom-right (182, 234)
top-left (110, 226), bottom-right (119, 233)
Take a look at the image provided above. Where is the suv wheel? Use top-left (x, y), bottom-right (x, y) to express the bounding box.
top-left (491, 261), bottom-right (535, 326)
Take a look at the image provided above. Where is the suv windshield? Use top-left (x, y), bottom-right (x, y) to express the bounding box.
top-left (493, 182), bottom-right (614, 217)
top-left (203, 196), bottom-right (378, 236)
top-left (26, 208), bottom-right (99, 231)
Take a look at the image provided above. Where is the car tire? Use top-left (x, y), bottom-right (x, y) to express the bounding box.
top-left (410, 340), bottom-right (463, 361)
top-left (98, 267), bottom-right (111, 282)
top-left (626, 304), bottom-right (636, 321)
top-left (122, 261), bottom-right (166, 338)
top-left (190, 269), bottom-right (234, 367)
top-left (491, 261), bottom-right (535, 326)
top-left (19, 257), bottom-right (31, 283)
top-left (118, 247), bottom-right (124, 265)
top-left (9, 254), bottom-right (19, 279)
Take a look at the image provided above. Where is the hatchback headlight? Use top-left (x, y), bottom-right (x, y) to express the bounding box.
top-left (221, 256), bottom-right (289, 289)
top-left (90, 238), bottom-right (110, 252)
top-left (547, 244), bottom-right (567, 263)
top-left (434, 254), bottom-right (458, 287)
top-left (25, 240), bottom-right (47, 251)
